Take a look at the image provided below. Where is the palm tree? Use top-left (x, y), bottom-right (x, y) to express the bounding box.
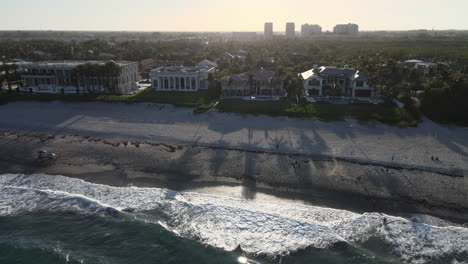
top-left (72, 64), bottom-right (86, 93)
top-left (248, 74), bottom-right (255, 95)
top-left (1, 57), bottom-right (12, 91)
top-left (103, 61), bottom-right (121, 94)
top-left (10, 63), bottom-right (20, 88)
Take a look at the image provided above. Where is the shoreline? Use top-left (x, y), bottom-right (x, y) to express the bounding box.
top-left (1, 130), bottom-right (467, 223)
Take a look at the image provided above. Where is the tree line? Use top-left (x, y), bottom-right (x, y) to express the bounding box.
top-left (1, 36), bottom-right (467, 124)
top-left (70, 61), bottom-right (122, 94)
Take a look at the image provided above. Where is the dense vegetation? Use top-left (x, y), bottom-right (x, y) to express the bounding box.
top-left (217, 99), bottom-right (419, 126)
top-left (0, 88), bottom-right (213, 108)
top-left (1, 35), bottom-right (467, 125)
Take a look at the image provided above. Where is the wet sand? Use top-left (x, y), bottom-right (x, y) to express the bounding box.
top-left (0, 130), bottom-right (466, 222)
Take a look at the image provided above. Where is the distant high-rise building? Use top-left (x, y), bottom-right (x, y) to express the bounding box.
top-left (301, 24), bottom-right (322, 38)
top-left (264, 22), bottom-right (273, 40)
top-left (333, 23), bottom-right (359, 35)
top-left (286, 23), bottom-right (295, 39)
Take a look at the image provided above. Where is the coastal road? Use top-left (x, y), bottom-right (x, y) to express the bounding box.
top-left (0, 101), bottom-right (467, 173)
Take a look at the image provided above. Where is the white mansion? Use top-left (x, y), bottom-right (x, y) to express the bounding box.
top-left (221, 69), bottom-right (285, 97)
top-left (300, 66), bottom-right (374, 97)
top-left (150, 66), bottom-right (215, 91)
top-left (22, 60), bottom-right (139, 94)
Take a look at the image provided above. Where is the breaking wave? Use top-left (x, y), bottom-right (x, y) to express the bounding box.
top-left (0, 174), bottom-right (467, 263)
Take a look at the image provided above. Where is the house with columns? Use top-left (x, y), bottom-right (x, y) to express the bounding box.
top-left (150, 66), bottom-right (215, 91)
top-left (300, 65), bottom-right (374, 98)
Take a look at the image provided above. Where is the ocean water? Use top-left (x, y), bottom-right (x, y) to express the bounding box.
top-left (0, 174), bottom-right (467, 264)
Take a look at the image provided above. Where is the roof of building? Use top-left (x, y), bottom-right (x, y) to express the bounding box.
top-left (98, 52), bottom-right (116, 58)
top-left (223, 69), bottom-right (283, 82)
top-left (223, 52), bottom-right (235, 59)
top-left (301, 66), bottom-right (369, 81)
top-left (150, 65), bottom-right (214, 74)
top-left (404, 59), bottom-right (424, 64)
top-left (197, 59), bottom-right (218, 68)
top-left (141, 58), bottom-right (157, 65)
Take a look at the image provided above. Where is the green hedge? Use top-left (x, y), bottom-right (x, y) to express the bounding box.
top-left (217, 99), bottom-right (420, 126)
top-left (420, 87), bottom-right (468, 126)
top-left (0, 88), bottom-right (211, 108)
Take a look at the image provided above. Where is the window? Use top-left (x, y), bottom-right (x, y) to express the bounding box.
top-left (191, 79), bottom-right (196, 90)
top-left (308, 79), bottom-right (320, 86)
top-left (170, 78), bottom-right (175, 89)
top-left (356, 81), bottom-right (364, 87)
top-left (308, 88), bottom-right (319, 96)
top-left (355, 90), bottom-right (371, 97)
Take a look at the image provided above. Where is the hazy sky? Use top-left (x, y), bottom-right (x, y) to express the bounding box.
top-left (2, 0), bottom-right (467, 31)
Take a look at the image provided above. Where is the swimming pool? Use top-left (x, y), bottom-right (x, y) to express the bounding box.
top-left (245, 96), bottom-right (281, 101)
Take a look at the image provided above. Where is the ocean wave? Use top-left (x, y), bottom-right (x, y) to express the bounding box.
top-left (0, 173), bottom-right (467, 263)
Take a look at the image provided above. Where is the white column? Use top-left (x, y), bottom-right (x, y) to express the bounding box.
top-left (190, 77), bottom-right (193, 90)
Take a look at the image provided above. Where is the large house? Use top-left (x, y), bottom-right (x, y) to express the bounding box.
top-left (140, 58), bottom-right (159, 72)
top-left (300, 65), bottom-right (374, 97)
top-left (22, 60), bottom-right (139, 94)
top-left (221, 69), bottom-right (285, 97)
top-left (150, 66), bottom-right (215, 91)
top-left (196, 59), bottom-right (218, 69)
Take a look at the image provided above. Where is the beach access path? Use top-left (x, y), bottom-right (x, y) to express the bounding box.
top-left (0, 101), bottom-right (467, 174)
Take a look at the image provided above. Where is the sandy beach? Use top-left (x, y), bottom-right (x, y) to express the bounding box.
top-left (0, 101), bottom-right (467, 221)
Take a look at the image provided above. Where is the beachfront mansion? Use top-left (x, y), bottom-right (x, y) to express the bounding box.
top-left (22, 60), bottom-right (139, 94)
top-left (150, 66), bottom-right (215, 91)
top-left (300, 66), bottom-right (374, 97)
top-left (221, 69), bottom-right (285, 97)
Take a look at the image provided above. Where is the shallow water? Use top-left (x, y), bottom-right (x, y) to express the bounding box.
top-left (0, 174), bottom-right (467, 264)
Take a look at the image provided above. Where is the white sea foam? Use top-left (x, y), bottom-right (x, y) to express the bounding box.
top-left (0, 173), bottom-right (467, 263)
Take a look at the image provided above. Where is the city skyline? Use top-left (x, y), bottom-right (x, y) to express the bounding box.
top-left (2, 0), bottom-right (468, 32)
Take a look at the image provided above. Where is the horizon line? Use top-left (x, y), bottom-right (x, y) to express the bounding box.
top-left (1, 29), bottom-right (468, 33)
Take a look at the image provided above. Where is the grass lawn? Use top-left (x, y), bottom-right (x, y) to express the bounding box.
top-left (217, 99), bottom-right (419, 126)
top-left (0, 88), bottom-right (212, 108)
